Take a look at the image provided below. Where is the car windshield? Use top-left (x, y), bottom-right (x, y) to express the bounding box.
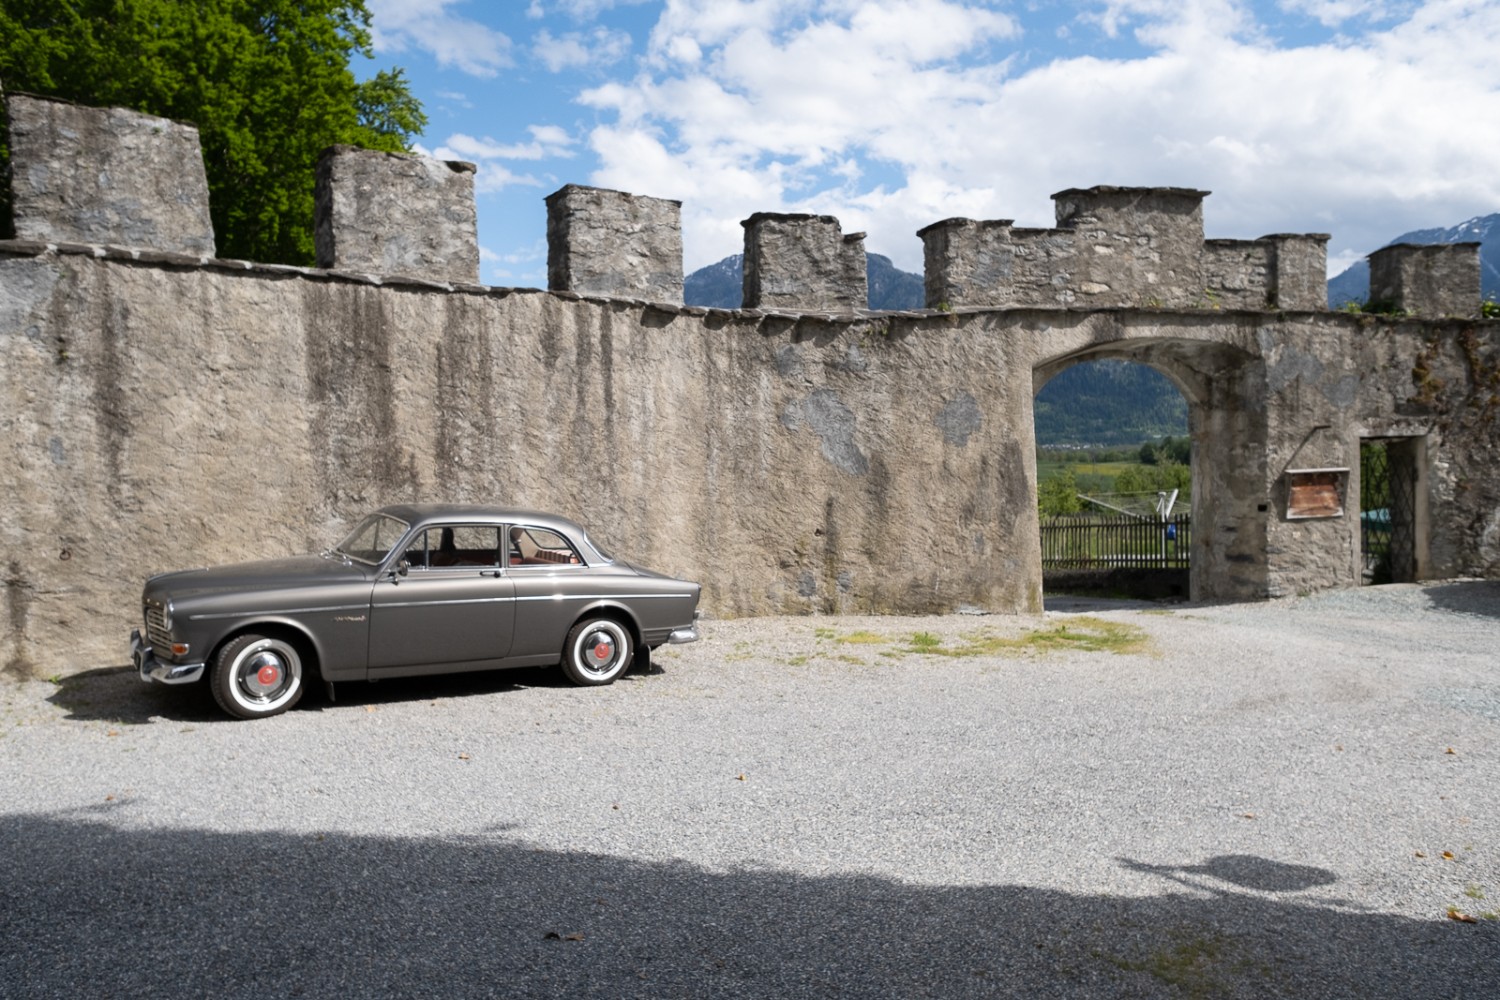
top-left (332, 513), bottom-right (410, 565)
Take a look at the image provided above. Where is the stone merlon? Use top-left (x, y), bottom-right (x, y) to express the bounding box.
top-left (742, 213), bottom-right (867, 311)
top-left (546, 185), bottom-right (684, 305)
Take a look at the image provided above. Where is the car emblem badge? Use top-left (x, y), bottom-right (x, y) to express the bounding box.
top-left (594, 642), bottom-right (611, 661)
top-left (257, 665), bottom-right (279, 686)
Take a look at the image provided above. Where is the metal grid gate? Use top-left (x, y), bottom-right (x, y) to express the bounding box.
top-left (1359, 440), bottom-right (1416, 584)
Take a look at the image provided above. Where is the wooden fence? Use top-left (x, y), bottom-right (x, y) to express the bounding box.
top-left (1040, 513), bottom-right (1191, 570)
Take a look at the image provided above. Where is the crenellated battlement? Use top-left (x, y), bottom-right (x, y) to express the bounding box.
top-left (3, 94), bottom-right (1484, 317)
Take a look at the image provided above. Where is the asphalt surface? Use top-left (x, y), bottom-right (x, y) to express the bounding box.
top-left (2, 581), bottom-right (1498, 998)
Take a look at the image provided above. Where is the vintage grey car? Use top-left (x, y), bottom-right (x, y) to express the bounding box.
top-left (130, 505), bottom-right (701, 720)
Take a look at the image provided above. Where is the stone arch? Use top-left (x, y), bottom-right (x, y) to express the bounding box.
top-left (1032, 336), bottom-right (1269, 603)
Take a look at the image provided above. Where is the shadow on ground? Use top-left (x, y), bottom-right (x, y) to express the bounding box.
top-left (45, 657), bottom-right (662, 724)
top-left (1, 814), bottom-right (1493, 998)
top-left (1422, 580), bottom-right (1500, 621)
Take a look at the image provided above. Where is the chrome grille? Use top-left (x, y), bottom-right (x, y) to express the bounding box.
top-left (145, 603), bottom-right (171, 649)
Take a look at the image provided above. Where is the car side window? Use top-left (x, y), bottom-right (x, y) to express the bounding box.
top-left (508, 526), bottom-right (584, 567)
top-left (402, 526), bottom-right (501, 570)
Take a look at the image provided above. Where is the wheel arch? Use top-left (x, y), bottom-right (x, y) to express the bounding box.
top-left (209, 618), bottom-right (325, 679)
top-left (567, 601), bottom-right (644, 651)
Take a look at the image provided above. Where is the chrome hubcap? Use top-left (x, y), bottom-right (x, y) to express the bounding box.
top-left (238, 646), bottom-right (291, 701)
top-left (582, 630), bottom-right (618, 673)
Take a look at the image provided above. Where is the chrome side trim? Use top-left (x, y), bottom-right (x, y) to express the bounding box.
top-left (513, 592), bottom-right (695, 602)
top-left (190, 603), bottom-right (370, 621)
top-left (372, 597), bottom-right (516, 610)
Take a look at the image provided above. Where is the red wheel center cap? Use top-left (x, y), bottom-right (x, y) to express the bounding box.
top-left (256, 664), bottom-right (280, 686)
top-left (593, 642), bottom-right (612, 661)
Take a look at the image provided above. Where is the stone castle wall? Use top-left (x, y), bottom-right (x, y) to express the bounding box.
top-left (2, 95), bottom-right (1497, 678)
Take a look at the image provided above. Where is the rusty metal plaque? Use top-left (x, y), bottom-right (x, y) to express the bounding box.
top-left (1286, 469), bottom-right (1346, 519)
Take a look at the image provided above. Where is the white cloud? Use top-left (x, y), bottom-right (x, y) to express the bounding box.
top-left (534, 27), bottom-right (633, 72)
top-left (532, 0), bottom-right (655, 20)
top-left (1277, 0), bottom-right (1405, 27)
top-left (432, 126), bottom-right (578, 194)
top-left (572, 0), bottom-right (1500, 272)
top-left (368, 0), bottom-right (513, 76)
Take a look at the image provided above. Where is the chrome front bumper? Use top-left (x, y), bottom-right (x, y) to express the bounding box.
top-left (130, 629), bottom-right (205, 685)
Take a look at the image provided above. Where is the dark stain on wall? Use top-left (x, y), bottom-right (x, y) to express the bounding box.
top-left (4, 561), bottom-right (33, 679)
top-left (92, 294), bottom-right (129, 505)
top-left (303, 284), bottom-right (405, 508)
top-left (436, 294), bottom-right (497, 497)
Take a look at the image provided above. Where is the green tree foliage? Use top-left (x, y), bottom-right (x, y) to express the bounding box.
top-left (1037, 468), bottom-right (1084, 517)
top-left (0, 0), bottom-right (426, 264)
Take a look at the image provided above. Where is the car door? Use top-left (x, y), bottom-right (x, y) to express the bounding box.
top-left (367, 524), bottom-right (516, 674)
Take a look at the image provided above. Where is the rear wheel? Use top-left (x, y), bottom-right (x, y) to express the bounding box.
top-left (561, 618), bottom-right (632, 686)
top-left (210, 634), bottom-right (304, 720)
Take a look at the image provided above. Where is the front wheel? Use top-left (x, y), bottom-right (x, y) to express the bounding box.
top-left (210, 634), bottom-right (305, 720)
top-left (561, 618), bottom-right (632, 686)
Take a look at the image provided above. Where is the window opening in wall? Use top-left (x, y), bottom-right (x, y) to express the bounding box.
top-left (1034, 359), bottom-right (1191, 601)
top-left (1359, 440), bottom-right (1417, 584)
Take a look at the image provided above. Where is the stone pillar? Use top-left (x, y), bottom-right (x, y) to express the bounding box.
top-left (315, 146), bottom-right (479, 283)
top-left (1051, 186), bottom-right (1209, 307)
top-left (5, 94), bottom-right (215, 255)
top-left (917, 218), bottom-right (1014, 309)
top-left (742, 213), bottom-right (867, 311)
top-left (1263, 234), bottom-right (1329, 311)
top-left (1368, 243), bottom-right (1481, 318)
top-left (545, 185), bottom-right (683, 303)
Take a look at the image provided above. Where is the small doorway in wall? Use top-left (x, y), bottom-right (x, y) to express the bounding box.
top-left (1359, 438), bottom-right (1420, 584)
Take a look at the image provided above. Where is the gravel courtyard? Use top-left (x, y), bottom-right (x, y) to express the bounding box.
top-left (3, 581), bottom-right (1498, 998)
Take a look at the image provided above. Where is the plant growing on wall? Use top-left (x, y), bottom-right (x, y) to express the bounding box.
top-left (0, 0), bottom-right (426, 265)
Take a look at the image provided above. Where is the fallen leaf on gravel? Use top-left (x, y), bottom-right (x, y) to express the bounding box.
top-left (365, 705), bottom-right (377, 713)
top-left (612, 804), bottom-right (619, 810)
top-left (1443, 851), bottom-right (1455, 860)
top-left (1415, 851), bottom-right (1427, 858)
top-left (1335, 744), bottom-right (1343, 751)
top-left (1446, 747), bottom-right (1457, 755)
top-left (564, 933), bottom-right (585, 942)
top-left (1447, 908), bottom-right (1477, 923)
top-left (736, 774), bottom-right (746, 781)
top-left (1241, 813), bottom-right (1256, 820)
top-left (105, 795), bottom-right (114, 801)
top-left (457, 753), bottom-right (470, 760)
top-left (107, 730), bottom-right (119, 737)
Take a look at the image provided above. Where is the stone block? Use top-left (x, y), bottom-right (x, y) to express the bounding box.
top-left (743, 213), bottom-right (866, 310)
top-left (1051, 186), bottom-right (1209, 307)
top-left (1203, 239), bottom-right (1272, 309)
top-left (6, 94), bottom-right (215, 254)
top-left (1368, 242), bottom-right (1481, 318)
top-left (917, 218), bottom-right (1014, 308)
top-left (545, 185), bottom-right (683, 303)
top-left (1263, 234), bottom-right (1329, 311)
top-left (315, 146), bottom-right (479, 283)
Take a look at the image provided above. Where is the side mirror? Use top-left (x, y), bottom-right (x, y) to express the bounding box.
top-left (398, 559), bottom-right (411, 576)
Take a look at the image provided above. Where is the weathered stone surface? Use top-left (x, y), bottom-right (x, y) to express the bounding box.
top-left (1368, 242), bottom-right (1481, 318)
top-left (545, 185), bottom-right (683, 303)
top-left (743, 214), bottom-right (867, 310)
top-left (1049, 186), bottom-right (1208, 308)
top-left (314, 145), bottom-right (479, 283)
top-left (1262, 234), bottom-right (1330, 311)
top-left (1203, 239), bottom-right (1272, 309)
top-left (917, 218), bottom-right (1014, 309)
top-left (6, 94), bottom-right (215, 255)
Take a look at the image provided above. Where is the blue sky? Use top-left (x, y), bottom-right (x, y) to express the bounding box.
top-left (365, 1), bottom-right (1500, 288)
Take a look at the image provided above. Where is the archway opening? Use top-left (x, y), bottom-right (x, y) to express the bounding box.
top-left (1033, 357), bottom-right (1192, 602)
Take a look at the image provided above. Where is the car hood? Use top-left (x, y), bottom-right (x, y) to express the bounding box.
top-left (147, 554), bottom-right (371, 599)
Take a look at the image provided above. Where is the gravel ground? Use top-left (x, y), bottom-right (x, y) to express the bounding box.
top-left (2, 581), bottom-right (1498, 998)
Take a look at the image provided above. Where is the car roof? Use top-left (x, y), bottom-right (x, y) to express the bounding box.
top-left (374, 504), bottom-right (588, 535)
